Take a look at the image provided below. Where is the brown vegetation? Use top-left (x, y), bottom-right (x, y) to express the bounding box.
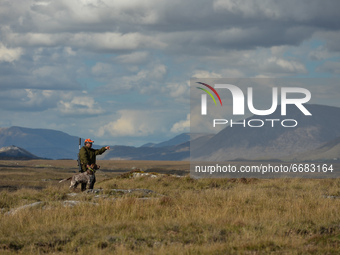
top-left (0, 160), bottom-right (339, 254)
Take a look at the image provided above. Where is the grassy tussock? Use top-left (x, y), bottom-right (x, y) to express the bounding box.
top-left (0, 162), bottom-right (339, 254)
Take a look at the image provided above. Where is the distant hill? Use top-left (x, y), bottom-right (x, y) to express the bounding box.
top-left (0, 145), bottom-right (40, 160)
top-left (98, 142), bottom-right (189, 161)
top-left (288, 136), bottom-right (340, 161)
top-left (100, 133), bottom-right (212, 160)
top-left (141, 133), bottom-right (190, 148)
top-left (98, 134), bottom-right (192, 161)
top-left (0, 126), bottom-right (80, 159)
top-left (191, 104), bottom-right (340, 161)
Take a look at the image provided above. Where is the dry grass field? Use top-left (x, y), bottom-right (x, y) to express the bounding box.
top-left (0, 159), bottom-right (339, 254)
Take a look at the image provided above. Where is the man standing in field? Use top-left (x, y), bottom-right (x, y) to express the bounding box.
top-left (79, 138), bottom-right (110, 191)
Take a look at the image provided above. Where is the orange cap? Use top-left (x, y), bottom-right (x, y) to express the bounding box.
top-left (84, 138), bottom-right (94, 143)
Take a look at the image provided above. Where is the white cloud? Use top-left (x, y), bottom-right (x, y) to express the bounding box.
top-left (0, 89), bottom-right (63, 111)
top-left (265, 57), bottom-right (307, 74)
top-left (207, 47), bottom-right (308, 76)
top-left (95, 63), bottom-right (168, 95)
top-left (58, 96), bottom-right (104, 115)
top-left (64, 47), bottom-right (76, 56)
top-left (213, 0), bottom-right (339, 22)
top-left (171, 114), bottom-right (190, 133)
top-left (54, 0), bottom-right (160, 26)
top-left (6, 32), bottom-right (63, 47)
top-left (214, 0), bottom-right (286, 19)
top-left (71, 32), bottom-right (166, 51)
top-left (6, 31), bottom-right (166, 51)
top-left (116, 51), bottom-right (149, 64)
top-left (192, 70), bottom-right (222, 79)
top-left (163, 82), bottom-right (189, 99)
top-left (25, 89), bottom-right (52, 102)
top-left (147, 64), bottom-right (167, 80)
top-left (0, 43), bottom-right (23, 62)
top-left (98, 110), bottom-right (167, 137)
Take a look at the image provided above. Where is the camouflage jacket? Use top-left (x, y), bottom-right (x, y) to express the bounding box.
top-left (79, 146), bottom-right (107, 172)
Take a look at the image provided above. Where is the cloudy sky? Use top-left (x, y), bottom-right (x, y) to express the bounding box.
top-left (0, 0), bottom-right (340, 146)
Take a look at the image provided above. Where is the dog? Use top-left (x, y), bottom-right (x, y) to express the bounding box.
top-left (59, 163), bottom-right (100, 190)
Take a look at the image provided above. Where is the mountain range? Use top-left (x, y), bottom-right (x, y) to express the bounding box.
top-left (0, 145), bottom-right (40, 160)
top-left (0, 126), bottom-right (80, 159)
top-left (141, 133), bottom-right (190, 148)
top-left (290, 136), bottom-right (340, 161)
top-left (0, 104), bottom-right (339, 161)
top-left (0, 126), bottom-right (192, 160)
top-left (191, 104), bottom-right (340, 161)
